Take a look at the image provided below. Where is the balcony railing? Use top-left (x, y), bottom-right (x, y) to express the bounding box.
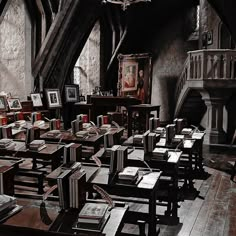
top-left (175, 49), bottom-right (236, 101)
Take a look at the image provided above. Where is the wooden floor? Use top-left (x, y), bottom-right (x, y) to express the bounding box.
top-left (121, 145), bottom-right (236, 236)
top-left (14, 145), bottom-right (236, 236)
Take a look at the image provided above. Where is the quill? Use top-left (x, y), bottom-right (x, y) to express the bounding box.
top-left (93, 184), bottom-right (114, 208)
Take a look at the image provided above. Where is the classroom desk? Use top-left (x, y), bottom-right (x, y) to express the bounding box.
top-left (0, 140), bottom-right (63, 171)
top-left (1, 198), bottom-right (127, 236)
top-left (47, 163), bottom-right (162, 236)
top-left (40, 130), bottom-right (103, 154)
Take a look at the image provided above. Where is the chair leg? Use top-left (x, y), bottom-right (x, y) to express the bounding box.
top-left (231, 161), bottom-right (236, 181)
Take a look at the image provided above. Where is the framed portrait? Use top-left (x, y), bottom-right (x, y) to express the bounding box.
top-left (0, 96), bottom-right (7, 111)
top-left (30, 93), bottom-right (43, 107)
top-left (45, 88), bottom-right (62, 109)
top-left (118, 53), bottom-right (152, 104)
top-left (64, 85), bottom-right (79, 103)
top-left (7, 98), bottom-right (22, 111)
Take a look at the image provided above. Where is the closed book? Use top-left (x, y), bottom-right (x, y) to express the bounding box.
top-left (69, 169), bottom-right (86, 209)
top-left (0, 194), bottom-right (16, 212)
top-left (57, 169), bottom-right (72, 209)
top-left (78, 202), bottom-right (109, 221)
top-left (118, 166), bottom-right (139, 181)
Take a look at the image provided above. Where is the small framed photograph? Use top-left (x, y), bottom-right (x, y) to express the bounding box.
top-left (30, 93), bottom-right (43, 107)
top-left (65, 85), bottom-right (79, 103)
top-left (7, 98), bottom-right (22, 111)
top-left (0, 96), bottom-right (7, 111)
top-left (45, 88), bottom-right (62, 109)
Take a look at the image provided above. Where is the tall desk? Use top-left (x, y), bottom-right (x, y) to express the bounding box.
top-left (75, 96), bottom-right (141, 122)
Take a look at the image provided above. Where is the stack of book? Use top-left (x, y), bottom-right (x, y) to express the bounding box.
top-left (31, 112), bottom-right (42, 123)
top-left (166, 124), bottom-right (176, 143)
top-left (173, 118), bottom-right (185, 134)
top-left (149, 117), bottom-right (160, 132)
top-left (75, 130), bottom-right (89, 139)
top-left (100, 124), bottom-right (111, 134)
top-left (57, 169), bottom-right (72, 210)
top-left (103, 132), bottom-right (114, 149)
top-left (49, 118), bottom-right (60, 130)
top-left (133, 134), bottom-right (143, 145)
top-left (155, 127), bottom-right (165, 135)
top-left (116, 146), bottom-right (128, 172)
top-left (71, 119), bottom-right (82, 134)
top-left (118, 166), bottom-right (139, 182)
top-left (46, 129), bottom-right (61, 137)
top-left (29, 139), bottom-right (46, 152)
top-left (96, 115), bottom-right (104, 127)
top-left (0, 125), bottom-right (12, 139)
top-left (63, 143), bottom-right (82, 164)
top-left (25, 126), bottom-right (40, 145)
top-left (73, 202), bottom-right (110, 232)
top-left (0, 194), bottom-right (18, 218)
top-left (14, 120), bottom-right (26, 128)
top-left (109, 145), bottom-right (120, 174)
top-left (0, 139), bottom-right (14, 149)
top-left (14, 111), bottom-right (24, 121)
top-left (181, 128), bottom-right (193, 137)
top-left (69, 168), bottom-right (86, 209)
top-left (143, 131), bottom-right (158, 153)
top-left (152, 147), bottom-right (168, 161)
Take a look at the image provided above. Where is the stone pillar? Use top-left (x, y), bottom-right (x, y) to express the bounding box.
top-left (201, 90), bottom-right (229, 144)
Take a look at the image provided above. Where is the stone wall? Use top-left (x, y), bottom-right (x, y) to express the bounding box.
top-left (150, 12), bottom-right (197, 123)
top-left (0, 0), bottom-right (32, 100)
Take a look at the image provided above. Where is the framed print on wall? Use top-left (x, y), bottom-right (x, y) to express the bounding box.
top-left (0, 96), bottom-right (7, 111)
top-left (7, 98), bottom-right (22, 111)
top-left (45, 88), bottom-right (62, 109)
top-left (30, 93), bottom-right (43, 107)
top-left (64, 85), bottom-right (79, 103)
top-left (118, 53), bottom-right (152, 104)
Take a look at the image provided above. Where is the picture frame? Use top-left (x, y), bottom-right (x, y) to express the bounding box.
top-left (7, 98), bottom-right (22, 111)
top-left (45, 88), bottom-right (62, 109)
top-left (118, 53), bottom-right (152, 104)
top-left (30, 93), bottom-right (43, 107)
top-left (0, 96), bottom-right (7, 111)
top-left (64, 85), bottom-right (79, 103)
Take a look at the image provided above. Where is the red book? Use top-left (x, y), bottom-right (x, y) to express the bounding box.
top-left (36, 112), bottom-right (42, 121)
top-left (56, 119), bottom-right (61, 130)
top-left (103, 115), bottom-right (108, 124)
top-left (82, 114), bottom-right (88, 123)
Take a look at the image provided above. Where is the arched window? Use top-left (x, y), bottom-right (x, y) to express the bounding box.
top-left (219, 22), bottom-right (235, 49)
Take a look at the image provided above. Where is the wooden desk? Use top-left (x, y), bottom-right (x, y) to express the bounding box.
top-left (88, 165), bottom-right (161, 236)
top-left (127, 104), bottom-right (160, 137)
top-left (50, 201), bottom-right (128, 236)
top-left (47, 163), bottom-right (161, 236)
top-left (88, 96), bottom-right (141, 122)
top-left (0, 141), bottom-right (63, 171)
top-left (40, 130), bottom-right (103, 154)
top-left (1, 198), bottom-right (127, 236)
top-left (94, 147), bottom-right (181, 225)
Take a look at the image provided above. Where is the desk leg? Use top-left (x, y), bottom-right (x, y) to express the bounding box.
top-left (127, 110), bottom-right (132, 137)
top-left (148, 190), bottom-right (159, 236)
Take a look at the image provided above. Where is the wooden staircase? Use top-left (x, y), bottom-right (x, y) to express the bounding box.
top-left (175, 49), bottom-right (236, 143)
